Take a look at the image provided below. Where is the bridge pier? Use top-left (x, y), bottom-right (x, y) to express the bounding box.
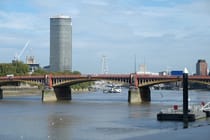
top-left (42, 86), bottom-right (72, 102)
top-left (128, 86), bottom-right (151, 103)
top-left (128, 87), bottom-right (141, 103)
top-left (139, 86), bottom-right (151, 102)
top-left (54, 86), bottom-right (72, 100)
top-left (42, 89), bottom-right (57, 102)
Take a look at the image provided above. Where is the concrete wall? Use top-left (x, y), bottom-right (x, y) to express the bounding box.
top-left (128, 87), bottom-right (141, 103)
top-left (128, 86), bottom-right (151, 103)
top-left (42, 89), bottom-right (57, 102)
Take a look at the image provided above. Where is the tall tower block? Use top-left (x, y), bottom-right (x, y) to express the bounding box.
top-left (50, 16), bottom-right (72, 72)
top-left (196, 59), bottom-right (208, 76)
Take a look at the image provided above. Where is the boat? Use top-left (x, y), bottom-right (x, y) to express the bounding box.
top-left (201, 102), bottom-right (210, 117)
top-left (111, 85), bottom-right (122, 93)
top-left (103, 84), bottom-right (122, 93)
top-left (157, 102), bottom-right (210, 121)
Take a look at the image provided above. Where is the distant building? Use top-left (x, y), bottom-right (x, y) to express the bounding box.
top-left (50, 15), bottom-right (72, 72)
top-left (159, 71), bottom-right (167, 76)
top-left (26, 56), bottom-right (35, 64)
top-left (137, 65), bottom-right (158, 75)
top-left (196, 59), bottom-right (208, 76)
top-left (26, 56), bottom-right (40, 73)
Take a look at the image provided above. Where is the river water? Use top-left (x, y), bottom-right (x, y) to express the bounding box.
top-left (0, 89), bottom-right (210, 140)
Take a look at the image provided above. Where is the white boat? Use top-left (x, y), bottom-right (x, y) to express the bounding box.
top-left (103, 84), bottom-right (122, 93)
top-left (112, 86), bottom-right (122, 93)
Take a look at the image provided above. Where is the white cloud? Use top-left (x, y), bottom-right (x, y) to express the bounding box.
top-left (81, 0), bottom-right (109, 6)
top-left (0, 11), bottom-right (43, 30)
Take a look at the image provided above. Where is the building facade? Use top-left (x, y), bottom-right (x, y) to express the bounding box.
top-left (50, 16), bottom-right (72, 72)
top-left (26, 56), bottom-right (40, 73)
top-left (196, 59), bottom-right (208, 76)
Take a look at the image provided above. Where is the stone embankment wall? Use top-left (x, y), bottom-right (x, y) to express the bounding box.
top-left (1, 86), bottom-right (41, 96)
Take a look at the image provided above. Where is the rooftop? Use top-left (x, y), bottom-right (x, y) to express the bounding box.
top-left (50, 15), bottom-right (71, 19)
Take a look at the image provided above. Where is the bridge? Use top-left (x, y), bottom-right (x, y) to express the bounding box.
top-left (0, 74), bottom-right (210, 103)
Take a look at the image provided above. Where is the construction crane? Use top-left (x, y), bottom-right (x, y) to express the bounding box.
top-left (14, 40), bottom-right (30, 61)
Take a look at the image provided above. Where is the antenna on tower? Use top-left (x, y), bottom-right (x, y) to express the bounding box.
top-left (101, 55), bottom-right (108, 74)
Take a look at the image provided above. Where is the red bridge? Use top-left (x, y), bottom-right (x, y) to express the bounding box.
top-left (0, 74), bottom-right (210, 103)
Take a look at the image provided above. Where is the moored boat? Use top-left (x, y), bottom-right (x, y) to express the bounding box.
top-left (103, 84), bottom-right (122, 93)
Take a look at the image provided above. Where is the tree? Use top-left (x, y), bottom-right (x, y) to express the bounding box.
top-left (0, 61), bottom-right (29, 76)
top-left (72, 71), bottom-right (81, 75)
top-left (12, 61), bottom-right (29, 75)
top-left (32, 68), bottom-right (48, 75)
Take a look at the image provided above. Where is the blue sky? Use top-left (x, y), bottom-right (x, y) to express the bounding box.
top-left (0, 0), bottom-right (210, 74)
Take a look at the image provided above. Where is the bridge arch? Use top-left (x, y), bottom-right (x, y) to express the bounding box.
top-left (188, 80), bottom-right (210, 86)
top-left (0, 79), bottom-right (44, 100)
top-left (52, 78), bottom-right (129, 88)
top-left (138, 79), bottom-right (181, 88)
top-left (51, 78), bottom-right (130, 101)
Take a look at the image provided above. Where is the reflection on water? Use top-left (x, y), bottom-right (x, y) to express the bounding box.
top-left (0, 89), bottom-right (210, 139)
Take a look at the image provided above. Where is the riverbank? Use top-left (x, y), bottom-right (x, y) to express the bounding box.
top-left (1, 86), bottom-right (41, 96)
top-left (1, 86), bottom-right (92, 97)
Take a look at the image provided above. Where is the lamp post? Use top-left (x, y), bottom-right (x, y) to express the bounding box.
top-left (183, 68), bottom-right (189, 128)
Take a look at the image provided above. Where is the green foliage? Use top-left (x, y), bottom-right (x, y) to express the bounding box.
top-left (0, 61), bottom-right (83, 76)
top-left (12, 61), bottom-right (29, 75)
top-left (32, 68), bottom-right (49, 75)
top-left (0, 63), bottom-right (89, 89)
top-left (72, 71), bottom-right (81, 75)
top-left (31, 68), bottom-right (81, 76)
top-left (0, 61), bottom-right (29, 76)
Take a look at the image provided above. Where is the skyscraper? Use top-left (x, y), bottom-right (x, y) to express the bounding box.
top-left (196, 59), bottom-right (208, 76)
top-left (50, 16), bottom-right (72, 72)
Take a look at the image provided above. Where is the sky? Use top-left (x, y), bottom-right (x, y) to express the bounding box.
top-left (0, 0), bottom-right (210, 74)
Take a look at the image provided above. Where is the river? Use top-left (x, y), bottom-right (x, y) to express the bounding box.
top-left (0, 89), bottom-right (210, 140)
